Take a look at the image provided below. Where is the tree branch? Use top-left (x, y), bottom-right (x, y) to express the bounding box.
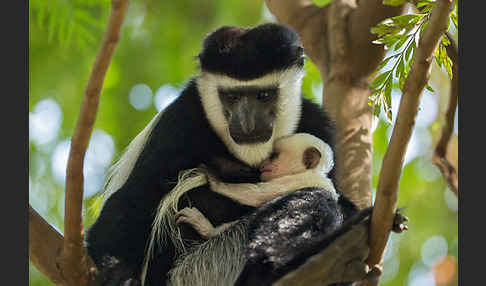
top-left (433, 32), bottom-right (458, 196)
top-left (275, 222), bottom-right (371, 286)
top-left (29, 1), bottom-right (130, 285)
top-left (348, 0), bottom-right (407, 77)
top-left (29, 205), bottom-right (65, 285)
top-left (366, 1), bottom-right (454, 282)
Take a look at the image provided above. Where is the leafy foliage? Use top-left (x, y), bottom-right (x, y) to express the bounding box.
top-left (369, 0), bottom-right (457, 123)
top-left (29, 0), bottom-right (109, 50)
top-left (311, 0), bottom-right (332, 7)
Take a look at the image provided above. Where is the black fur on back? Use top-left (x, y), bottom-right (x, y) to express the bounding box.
top-left (234, 188), bottom-right (370, 286)
top-left (198, 23), bottom-right (305, 80)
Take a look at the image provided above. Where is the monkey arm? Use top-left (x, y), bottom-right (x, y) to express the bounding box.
top-left (176, 207), bottom-right (238, 239)
top-left (206, 171), bottom-right (331, 207)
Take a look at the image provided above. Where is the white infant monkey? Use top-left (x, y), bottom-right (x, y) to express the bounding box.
top-left (175, 133), bottom-right (338, 239)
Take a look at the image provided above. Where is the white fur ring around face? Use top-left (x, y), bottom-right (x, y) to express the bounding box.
top-left (320, 142), bottom-right (334, 174)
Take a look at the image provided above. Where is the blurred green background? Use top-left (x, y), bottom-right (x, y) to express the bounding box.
top-left (29, 0), bottom-right (458, 285)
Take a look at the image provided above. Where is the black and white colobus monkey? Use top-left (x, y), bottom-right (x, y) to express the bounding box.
top-left (87, 23), bottom-right (342, 286)
top-left (174, 133), bottom-right (339, 238)
top-left (165, 134), bottom-right (369, 286)
top-left (166, 133), bottom-right (406, 286)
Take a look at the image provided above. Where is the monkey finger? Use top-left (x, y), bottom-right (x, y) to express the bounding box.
top-left (176, 216), bottom-right (192, 225)
top-left (392, 212), bottom-right (409, 233)
top-left (176, 208), bottom-right (194, 217)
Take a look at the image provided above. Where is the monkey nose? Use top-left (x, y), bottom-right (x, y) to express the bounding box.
top-left (240, 116), bottom-right (255, 134)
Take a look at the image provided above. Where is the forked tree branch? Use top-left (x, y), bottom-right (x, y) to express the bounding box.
top-left (29, 205), bottom-right (65, 285)
top-left (366, 1), bottom-right (454, 283)
top-left (433, 32), bottom-right (458, 196)
top-left (29, 0), bottom-right (130, 285)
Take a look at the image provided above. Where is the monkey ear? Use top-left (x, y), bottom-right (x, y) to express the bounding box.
top-left (303, 147), bottom-right (321, 169)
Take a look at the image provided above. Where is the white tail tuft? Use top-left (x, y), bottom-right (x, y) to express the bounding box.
top-left (141, 167), bottom-right (209, 285)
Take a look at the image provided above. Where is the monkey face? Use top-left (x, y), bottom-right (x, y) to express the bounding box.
top-left (259, 146), bottom-right (307, 182)
top-left (218, 86), bottom-right (279, 144)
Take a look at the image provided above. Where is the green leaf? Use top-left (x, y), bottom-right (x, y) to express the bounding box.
top-left (371, 23), bottom-right (397, 37)
top-left (425, 83), bottom-right (435, 92)
top-left (399, 56), bottom-right (413, 91)
top-left (419, 20), bottom-right (428, 39)
top-left (441, 34), bottom-right (451, 46)
top-left (383, 0), bottom-right (407, 7)
top-left (36, 5), bottom-right (46, 29)
top-left (416, 2), bottom-right (429, 8)
top-left (383, 79), bottom-right (393, 124)
top-left (394, 35), bottom-right (409, 51)
top-left (391, 14), bottom-right (422, 26)
top-left (47, 3), bottom-right (59, 44)
top-left (440, 44), bottom-right (447, 66)
top-left (451, 12), bottom-right (458, 29)
top-left (444, 55), bottom-right (453, 79)
top-left (311, 0), bottom-right (332, 6)
top-left (385, 77), bottom-right (393, 106)
top-left (375, 56), bottom-right (394, 75)
top-left (405, 40), bottom-right (415, 61)
top-left (396, 56), bottom-right (405, 77)
top-left (370, 70), bottom-right (392, 90)
top-left (435, 44), bottom-right (443, 68)
top-left (373, 102), bottom-right (382, 118)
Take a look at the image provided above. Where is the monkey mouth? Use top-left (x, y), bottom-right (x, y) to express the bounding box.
top-left (259, 166), bottom-right (273, 173)
top-left (230, 132), bottom-right (272, 144)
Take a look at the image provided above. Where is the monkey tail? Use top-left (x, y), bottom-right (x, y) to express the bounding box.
top-left (141, 167), bottom-right (209, 286)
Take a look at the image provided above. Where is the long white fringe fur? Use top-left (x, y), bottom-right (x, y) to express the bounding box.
top-left (101, 111), bottom-right (164, 206)
top-left (141, 167), bottom-right (209, 285)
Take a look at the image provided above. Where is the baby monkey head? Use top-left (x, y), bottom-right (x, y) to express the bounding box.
top-left (259, 133), bottom-right (334, 182)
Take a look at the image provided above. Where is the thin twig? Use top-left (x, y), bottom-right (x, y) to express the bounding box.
top-left (56, 0), bottom-right (130, 284)
top-left (433, 32), bottom-right (458, 196)
top-left (366, 2), bottom-right (454, 285)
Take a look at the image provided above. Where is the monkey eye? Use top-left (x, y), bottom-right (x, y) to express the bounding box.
top-left (257, 91), bottom-right (272, 101)
top-left (225, 93), bottom-right (240, 102)
top-left (270, 152), bottom-right (279, 160)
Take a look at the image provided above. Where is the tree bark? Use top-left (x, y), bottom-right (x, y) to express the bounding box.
top-left (29, 205), bottom-right (65, 285)
top-left (366, 1), bottom-right (455, 280)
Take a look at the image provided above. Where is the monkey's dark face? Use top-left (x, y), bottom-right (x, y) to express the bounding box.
top-left (218, 86), bottom-right (278, 144)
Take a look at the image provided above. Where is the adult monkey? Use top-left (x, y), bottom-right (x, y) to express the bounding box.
top-left (86, 23), bottom-right (337, 286)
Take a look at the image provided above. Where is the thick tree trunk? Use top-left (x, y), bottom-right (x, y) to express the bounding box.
top-left (324, 78), bottom-right (373, 209)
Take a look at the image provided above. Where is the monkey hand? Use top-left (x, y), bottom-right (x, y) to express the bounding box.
top-left (176, 207), bottom-right (216, 239)
top-left (392, 210), bottom-right (409, 233)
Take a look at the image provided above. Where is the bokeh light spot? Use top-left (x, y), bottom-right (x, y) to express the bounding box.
top-left (408, 262), bottom-right (437, 286)
top-left (444, 187), bottom-right (458, 212)
top-left (154, 84), bottom-right (179, 112)
top-left (129, 83), bottom-right (153, 110)
top-left (432, 254), bottom-right (456, 285)
top-left (29, 98), bottom-right (63, 147)
top-left (421, 235), bottom-right (448, 267)
top-left (51, 129), bottom-right (115, 198)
